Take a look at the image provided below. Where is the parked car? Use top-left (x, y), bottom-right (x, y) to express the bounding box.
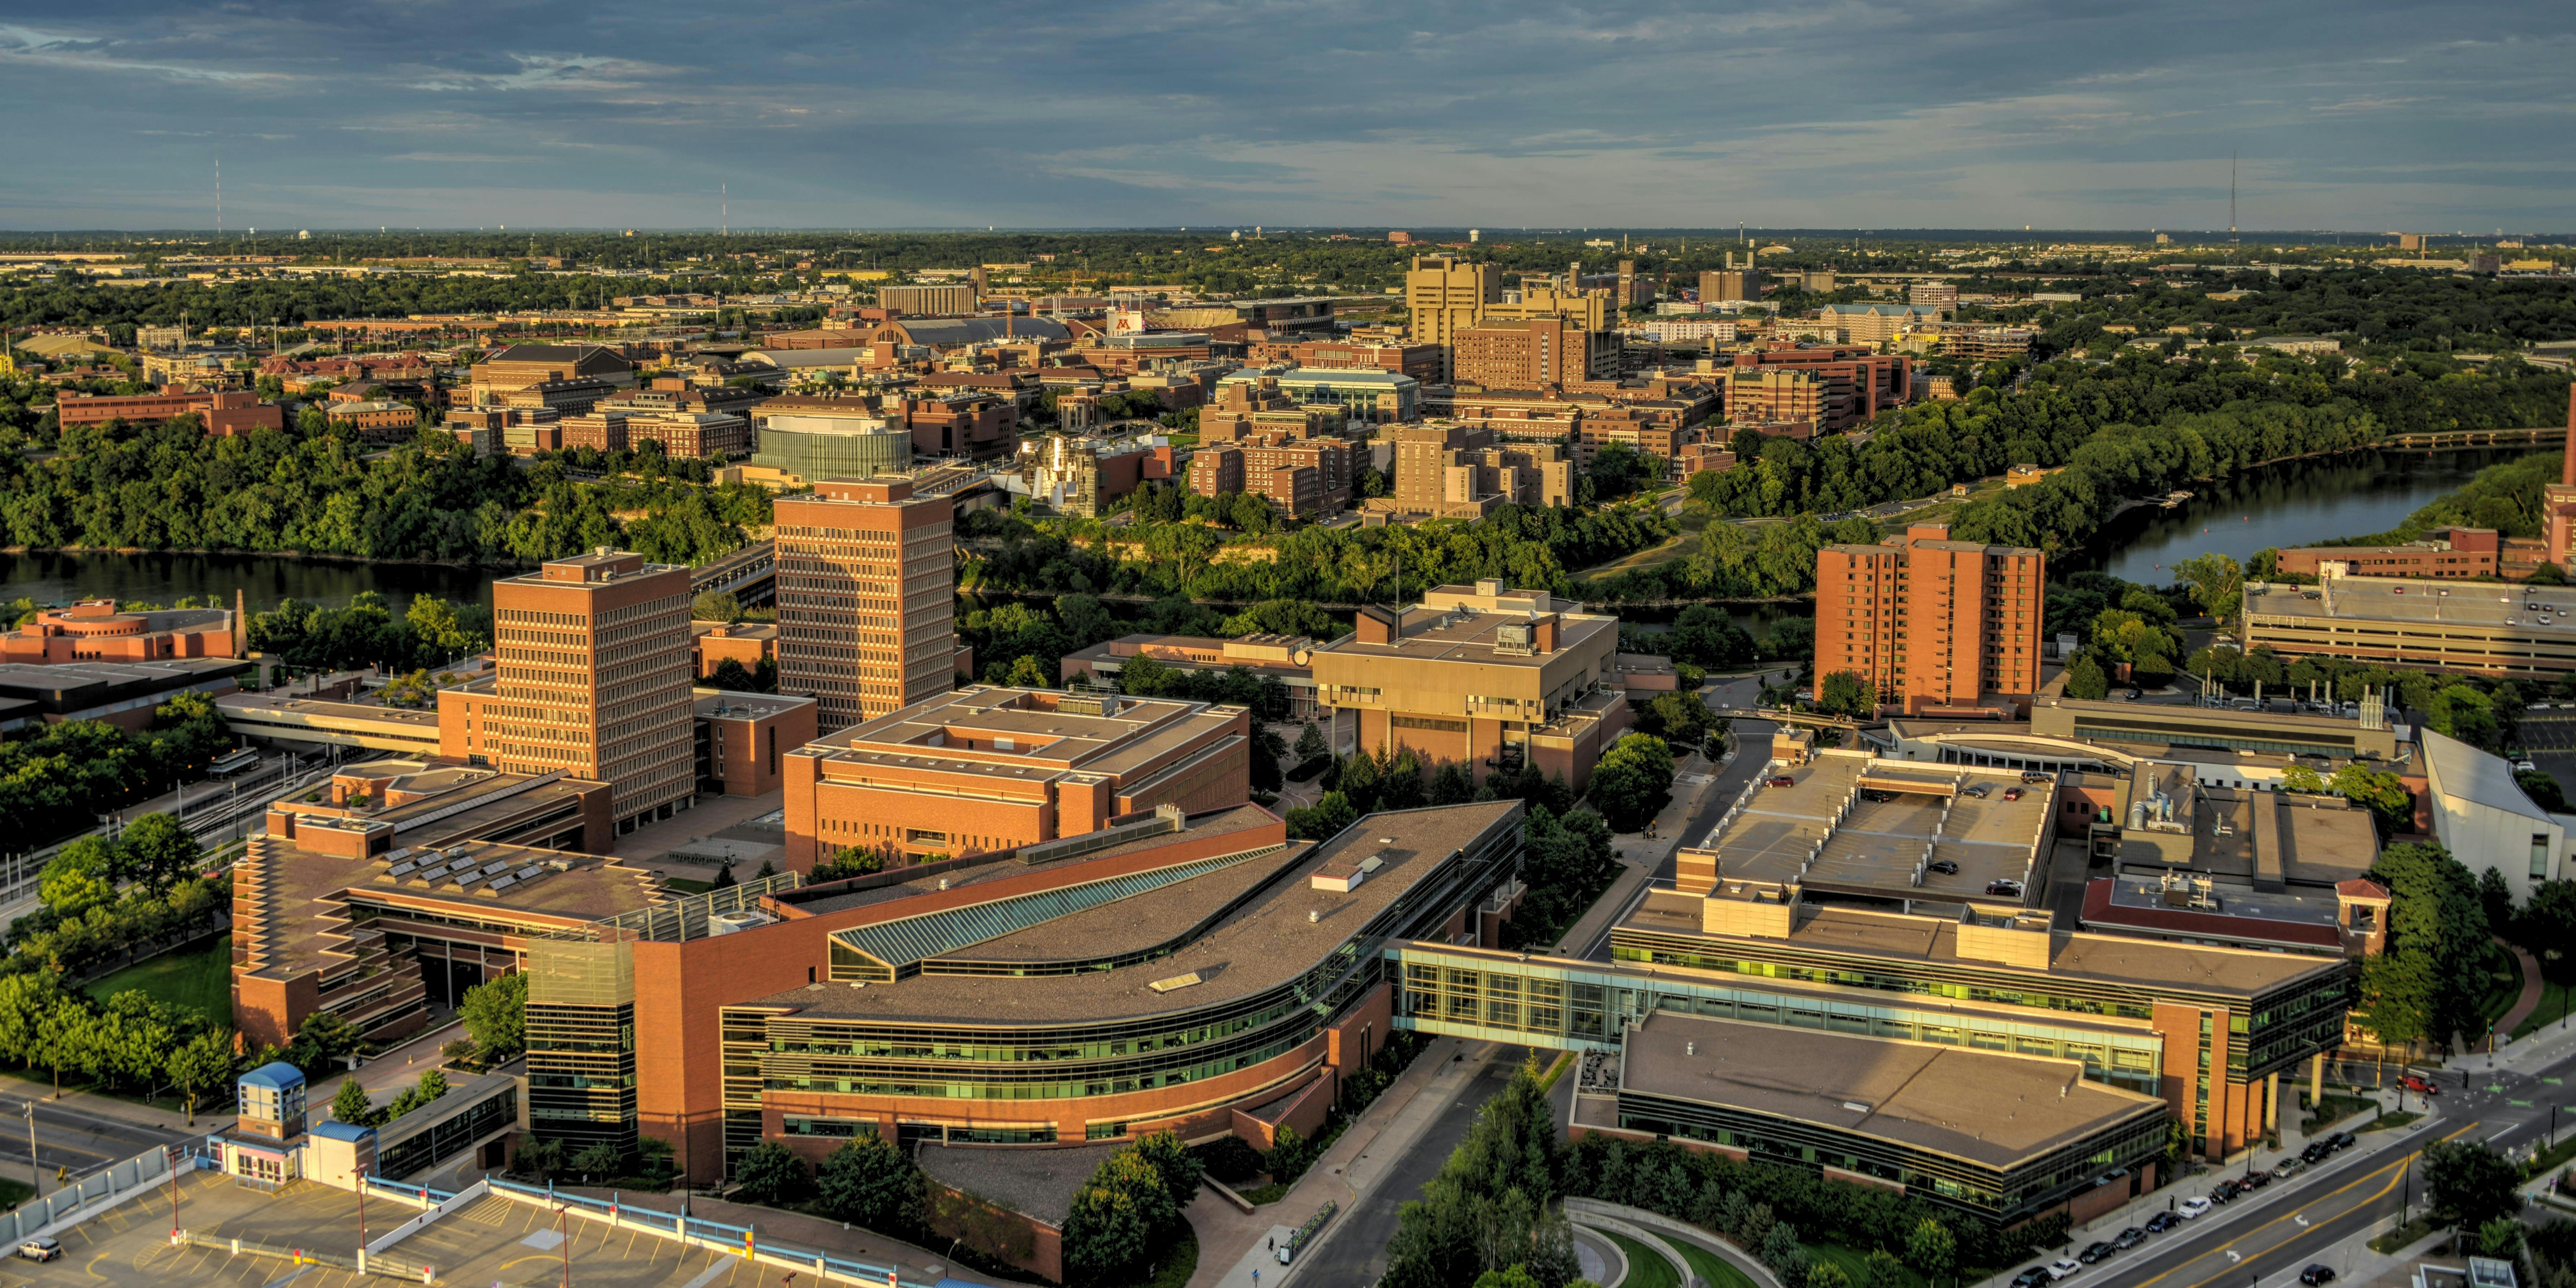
top-left (2210, 1180), bottom-right (2241, 1203)
top-left (1987, 879), bottom-right (2025, 896)
top-left (2515, 759), bottom-right (2540, 773)
top-left (1928, 860), bottom-right (1961, 875)
top-left (2146, 1211), bottom-right (2182, 1232)
top-left (2003, 787), bottom-right (2025, 801)
top-left (2241, 1171), bottom-right (2272, 1190)
top-left (2021, 771), bottom-right (2050, 783)
top-left (2300, 1267), bottom-right (2338, 1286)
top-left (2011, 1269), bottom-right (2055, 1288)
top-left (2273, 1157), bottom-right (2308, 1179)
top-left (2402, 1074), bottom-right (2442, 1096)
top-left (2124, 688), bottom-right (2143, 701)
top-left (2113, 1228), bottom-right (2149, 1250)
top-left (2049, 1258), bottom-right (2084, 1281)
top-left (1962, 785), bottom-right (1991, 798)
top-left (2327, 1130), bottom-right (2358, 1151)
top-left (2302, 1141), bottom-right (2333, 1163)
top-left (2179, 1197), bottom-right (2213, 1219)
top-left (1767, 776), bottom-right (1795, 788)
top-left (16, 1238), bottom-right (58, 1262)
top-left (2079, 1242), bottom-right (2119, 1265)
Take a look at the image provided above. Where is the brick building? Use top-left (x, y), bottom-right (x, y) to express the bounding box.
top-left (1387, 422), bottom-right (1574, 517)
top-left (54, 389), bottom-right (284, 435)
top-left (772, 478), bottom-right (956, 731)
top-left (1724, 342), bottom-right (1910, 432)
top-left (1451, 317), bottom-right (1620, 389)
top-left (1815, 524), bottom-right (2045, 715)
top-left (468, 344), bottom-right (637, 405)
top-left (2270, 527), bottom-right (2501, 579)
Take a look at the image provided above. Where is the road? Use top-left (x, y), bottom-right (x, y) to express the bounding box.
top-left (2077, 1035), bottom-right (2576, 1288)
top-left (1663, 670), bottom-right (1786, 884)
top-left (0, 1090), bottom-right (193, 1193)
top-left (1290, 1044), bottom-right (1538, 1287)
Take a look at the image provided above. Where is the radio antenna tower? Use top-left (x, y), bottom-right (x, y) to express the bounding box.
top-left (722, 182), bottom-right (729, 237)
top-left (2229, 151), bottom-right (2238, 251)
top-left (215, 160), bottom-right (222, 239)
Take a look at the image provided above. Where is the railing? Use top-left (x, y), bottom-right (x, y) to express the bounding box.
top-left (483, 1177), bottom-right (935, 1287)
top-left (3, 1141), bottom-right (178, 1246)
top-left (174, 1230), bottom-right (434, 1283)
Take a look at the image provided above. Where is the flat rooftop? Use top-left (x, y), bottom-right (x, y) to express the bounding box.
top-left (746, 800), bottom-right (1519, 1027)
top-left (1698, 756), bottom-right (2044, 905)
top-left (2247, 575), bottom-right (2576, 630)
top-left (1311, 598), bottom-right (1616, 671)
top-left (221, 691), bottom-right (440, 727)
top-left (796, 684), bottom-right (1243, 783)
top-left (783, 803), bottom-right (1283, 918)
top-left (1611, 1011), bottom-right (2166, 1170)
top-left (1619, 898), bottom-right (2339, 1001)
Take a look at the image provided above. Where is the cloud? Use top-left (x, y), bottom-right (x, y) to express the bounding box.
top-left (0, 0), bottom-right (2567, 230)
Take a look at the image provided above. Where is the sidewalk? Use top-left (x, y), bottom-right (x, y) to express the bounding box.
top-left (2050, 1101), bottom-right (2415, 1253)
top-left (2495, 938), bottom-right (2547, 1036)
top-left (1182, 1036), bottom-right (1497, 1288)
top-left (1552, 750), bottom-right (1733, 957)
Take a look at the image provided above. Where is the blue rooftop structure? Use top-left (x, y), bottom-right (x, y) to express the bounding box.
top-left (239, 1061), bottom-right (306, 1092)
top-left (309, 1119), bottom-right (375, 1143)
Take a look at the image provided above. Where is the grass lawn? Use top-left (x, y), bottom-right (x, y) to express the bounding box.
top-left (663, 877), bottom-right (715, 895)
top-left (2302, 1093), bottom-right (2376, 1134)
top-left (2474, 941), bottom-right (2525, 1028)
top-left (2362, 1111), bottom-right (2422, 1133)
top-left (1606, 1231), bottom-right (1684, 1288)
top-left (1661, 1233), bottom-right (1759, 1288)
top-left (2511, 979), bottom-right (2576, 1038)
top-left (85, 934), bottom-right (231, 1028)
top-left (1806, 1241), bottom-right (1929, 1288)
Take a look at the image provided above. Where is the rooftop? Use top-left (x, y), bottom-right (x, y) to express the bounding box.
top-left (794, 685), bottom-right (1246, 785)
top-left (2247, 574), bottom-right (2576, 632)
top-left (744, 800), bottom-right (1519, 1026)
top-left (915, 1140), bottom-right (1124, 1227)
top-left (1692, 755), bottom-right (2047, 905)
top-left (1611, 1011), bottom-right (2167, 1170)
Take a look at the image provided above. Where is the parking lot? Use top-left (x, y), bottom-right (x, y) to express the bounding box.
top-left (0, 1169), bottom-right (810, 1288)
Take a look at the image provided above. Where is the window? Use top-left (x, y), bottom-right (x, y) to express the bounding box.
top-left (2534, 833), bottom-right (2551, 881)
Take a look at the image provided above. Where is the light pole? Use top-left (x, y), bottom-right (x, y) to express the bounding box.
top-left (24, 1100), bottom-right (38, 1197)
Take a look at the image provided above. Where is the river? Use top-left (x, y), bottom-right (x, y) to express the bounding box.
top-left (0, 550), bottom-right (498, 612)
top-left (0, 446), bottom-right (2550, 619)
top-left (2073, 447), bottom-right (2540, 585)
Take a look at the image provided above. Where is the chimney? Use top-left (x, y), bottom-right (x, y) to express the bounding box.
top-left (2566, 384), bottom-right (2575, 488)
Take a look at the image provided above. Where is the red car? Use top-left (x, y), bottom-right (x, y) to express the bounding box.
top-left (2002, 787), bottom-right (2025, 801)
top-left (1767, 776), bottom-right (1795, 788)
top-left (2401, 1075), bottom-right (2441, 1096)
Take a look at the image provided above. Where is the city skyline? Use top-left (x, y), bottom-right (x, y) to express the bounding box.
top-left (3, 0), bottom-right (2570, 231)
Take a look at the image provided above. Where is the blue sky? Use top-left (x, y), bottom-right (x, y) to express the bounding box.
top-left (3, 0), bottom-right (2569, 232)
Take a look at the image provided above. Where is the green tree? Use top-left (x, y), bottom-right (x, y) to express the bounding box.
top-left (459, 972), bottom-right (528, 1061)
top-left (1818, 671), bottom-right (1875, 718)
top-left (1294, 721), bottom-right (1329, 762)
top-left (2281, 764), bottom-right (2328, 794)
top-left (2357, 842), bottom-right (2490, 1051)
top-left (331, 1077), bottom-right (380, 1128)
top-left (116, 812), bottom-right (203, 891)
top-left (288, 1012), bottom-right (361, 1075)
top-left (816, 1135), bottom-right (918, 1228)
top-left (1430, 761), bottom-right (1478, 805)
top-left (1906, 1217), bottom-right (1956, 1285)
top-left (1811, 1262), bottom-right (1854, 1288)
top-left (1130, 1131), bottom-right (1203, 1207)
top-left (1586, 734), bottom-right (1675, 832)
top-left (2478, 867), bottom-right (2517, 938)
top-left (2330, 764), bottom-right (2415, 834)
top-left (1004, 655), bottom-right (1054, 688)
top-left (1063, 1149), bottom-right (1178, 1285)
top-left (2516, 880), bottom-right (2576, 980)
top-left (2064, 654), bottom-right (2111, 700)
top-left (2172, 552), bottom-right (2244, 625)
top-left (1286, 790), bottom-right (1358, 841)
top-left (732, 1140), bottom-right (809, 1205)
top-left (2429, 684), bottom-right (2501, 749)
top-left (572, 1140), bottom-right (624, 1180)
top-left (167, 1030), bottom-right (235, 1126)
top-left (1381, 1058), bottom-right (1571, 1288)
top-left (692, 589), bottom-right (743, 623)
top-left (707, 657), bottom-right (760, 691)
top-left (2420, 1139), bottom-right (2523, 1230)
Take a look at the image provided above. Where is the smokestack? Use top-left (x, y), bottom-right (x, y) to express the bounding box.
top-left (2566, 384), bottom-right (2575, 488)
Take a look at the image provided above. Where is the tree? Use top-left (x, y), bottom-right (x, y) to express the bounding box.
top-left (692, 590), bottom-right (743, 623)
top-left (1587, 734), bottom-right (1675, 832)
top-left (2518, 770), bottom-right (2571, 814)
top-left (1817, 671), bottom-right (1875, 719)
top-left (2331, 763), bottom-right (2414, 835)
top-left (331, 1077), bottom-right (380, 1127)
top-left (1285, 790), bottom-right (1357, 841)
top-left (167, 1030), bottom-right (234, 1126)
top-left (1906, 1217), bottom-right (1956, 1285)
top-left (733, 1140), bottom-right (809, 1205)
top-left (1810, 1263), bottom-right (1853, 1288)
top-left (2065, 654), bottom-right (2111, 700)
top-left (708, 657), bottom-right (759, 691)
top-left (1130, 1131), bottom-right (1203, 1207)
top-left (1004, 655), bottom-right (1054, 689)
top-left (1430, 761), bottom-right (1478, 805)
top-left (2281, 764), bottom-right (2328, 794)
top-left (2478, 867), bottom-right (2517, 939)
top-left (2420, 1139), bottom-right (2523, 1230)
top-left (1063, 1149), bottom-right (1177, 1285)
top-left (116, 812), bottom-right (202, 891)
top-left (2357, 842), bottom-right (2490, 1051)
top-left (459, 972), bottom-right (528, 1061)
top-left (817, 1135), bottom-right (918, 1228)
top-left (2516, 880), bottom-right (2576, 981)
top-left (572, 1140), bottom-right (624, 1181)
top-left (1639, 692), bottom-right (1713, 747)
top-left (1294, 721), bottom-right (1329, 762)
top-left (2172, 552), bottom-right (2244, 626)
top-left (288, 1012), bottom-right (361, 1075)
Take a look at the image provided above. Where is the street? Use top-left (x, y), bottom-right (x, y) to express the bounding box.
top-left (1287, 1043), bottom-right (1537, 1287)
top-left (0, 1089), bottom-right (193, 1194)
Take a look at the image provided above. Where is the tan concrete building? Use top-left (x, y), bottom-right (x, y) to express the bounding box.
top-left (773, 478), bottom-right (957, 731)
top-left (1699, 269), bottom-right (1762, 302)
top-left (877, 284), bottom-right (978, 316)
top-left (442, 550), bottom-right (696, 836)
top-left (1387, 422), bottom-right (1573, 516)
top-left (1816, 524), bottom-right (2045, 715)
top-left (468, 344), bottom-right (637, 405)
top-left (1308, 581), bottom-right (1630, 791)
top-left (1404, 255), bottom-right (1502, 380)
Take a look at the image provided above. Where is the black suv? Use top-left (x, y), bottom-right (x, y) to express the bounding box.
top-left (2144, 1212), bottom-right (2181, 1234)
top-left (2012, 1270), bottom-right (2055, 1288)
top-left (2079, 1243), bottom-right (2119, 1265)
top-left (2299, 1267), bottom-right (2337, 1286)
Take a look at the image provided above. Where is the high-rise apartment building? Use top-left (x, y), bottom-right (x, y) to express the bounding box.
top-left (876, 283), bottom-right (978, 316)
top-left (1388, 423), bottom-right (1573, 517)
top-left (478, 550), bottom-right (695, 834)
top-left (1815, 524), bottom-right (2044, 715)
top-left (1404, 255), bottom-right (1502, 380)
top-left (2544, 389), bottom-right (2576, 568)
top-left (773, 478), bottom-right (957, 731)
top-left (1725, 342), bottom-right (1912, 432)
top-left (1699, 269), bottom-right (1763, 303)
top-left (1911, 281), bottom-right (1959, 315)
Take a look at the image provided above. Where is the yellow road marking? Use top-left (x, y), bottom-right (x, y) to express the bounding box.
top-left (2131, 1120), bottom-right (2480, 1288)
top-left (82, 1249), bottom-right (110, 1280)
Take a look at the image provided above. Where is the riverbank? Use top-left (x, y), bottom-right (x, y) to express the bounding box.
top-left (0, 544), bottom-right (525, 571)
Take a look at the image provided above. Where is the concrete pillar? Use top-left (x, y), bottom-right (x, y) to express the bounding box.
top-left (2311, 1051), bottom-right (2325, 1108)
top-left (2266, 1071), bottom-right (2280, 1140)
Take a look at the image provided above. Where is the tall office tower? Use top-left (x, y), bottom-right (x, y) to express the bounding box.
top-left (1699, 269), bottom-right (1763, 303)
top-left (488, 550), bottom-right (695, 834)
top-left (1815, 524), bottom-right (2044, 715)
top-left (1403, 254), bottom-right (1501, 380)
top-left (2545, 387), bottom-right (2576, 569)
top-left (774, 478), bottom-right (956, 731)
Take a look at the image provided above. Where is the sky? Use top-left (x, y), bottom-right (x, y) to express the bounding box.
top-left (3, 0), bottom-right (2570, 233)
